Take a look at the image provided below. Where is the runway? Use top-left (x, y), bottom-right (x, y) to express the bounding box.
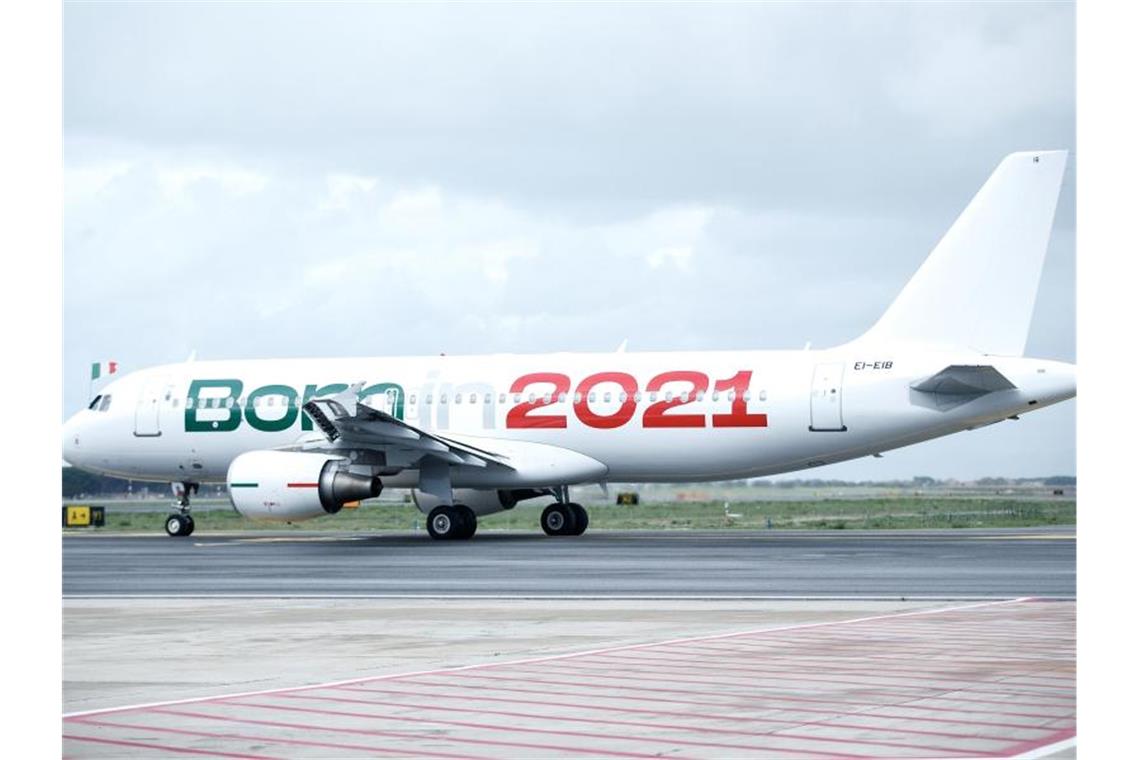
top-left (63, 527), bottom-right (1075, 598)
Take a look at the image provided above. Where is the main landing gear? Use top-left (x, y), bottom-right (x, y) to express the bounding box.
top-left (165, 481), bottom-right (198, 537)
top-left (426, 504), bottom-right (477, 540)
top-left (541, 502), bottom-right (589, 537)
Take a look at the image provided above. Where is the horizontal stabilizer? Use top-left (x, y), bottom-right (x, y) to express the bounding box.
top-left (911, 365), bottom-right (1016, 396)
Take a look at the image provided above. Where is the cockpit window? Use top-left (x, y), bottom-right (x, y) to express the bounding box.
top-left (87, 395), bottom-right (102, 410)
top-left (98, 395), bottom-right (112, 412)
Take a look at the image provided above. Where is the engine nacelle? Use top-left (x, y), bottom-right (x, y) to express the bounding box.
top-left (227, 451), bottom-right (381, 521)
top-left (412, 487), bottom-right (547, 516)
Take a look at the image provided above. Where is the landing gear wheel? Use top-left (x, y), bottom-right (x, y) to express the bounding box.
top-left (427, 505), bottom-right (463, 540)
top-left (567, 503), bottom-right (588, 535)
top-left (541, 503), bottom-right (579, 537)
top-left (453, 504), bottom-right (477, 540)
top-left (164, 513), bottom-right (193, 537)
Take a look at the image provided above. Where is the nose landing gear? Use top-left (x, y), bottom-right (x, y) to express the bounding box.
top-left (164, 481), bottom-right (198, 537)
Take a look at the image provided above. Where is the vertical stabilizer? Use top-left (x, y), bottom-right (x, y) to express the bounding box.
top-left (859, 151), bottom-right (1067, 356)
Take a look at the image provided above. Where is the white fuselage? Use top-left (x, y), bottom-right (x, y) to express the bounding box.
top-left (62, 346), bottom-right (1075, 489)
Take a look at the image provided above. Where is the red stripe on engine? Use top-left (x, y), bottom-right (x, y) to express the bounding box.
top-left (286, 482), bottom-right (320, 488)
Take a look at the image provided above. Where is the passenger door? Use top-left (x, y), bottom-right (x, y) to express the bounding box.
top-left (809, 362), bottom-right (847, 432)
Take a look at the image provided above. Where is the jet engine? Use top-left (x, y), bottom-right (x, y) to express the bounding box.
top-left (227, 451), bottom-right (381, 521)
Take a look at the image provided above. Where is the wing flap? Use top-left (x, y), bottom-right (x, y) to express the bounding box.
top-left (303, 387), bottom-right (513, 471)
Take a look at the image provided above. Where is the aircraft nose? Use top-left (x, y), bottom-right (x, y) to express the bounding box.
top-left (62, 414), bottom-right (82, 465)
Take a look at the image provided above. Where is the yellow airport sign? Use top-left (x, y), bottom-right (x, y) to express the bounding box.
top-left (63, 505), bottom-right (105, 528)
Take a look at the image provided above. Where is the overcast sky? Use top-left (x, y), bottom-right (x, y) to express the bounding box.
top-left (63, 1), bottom-right (1075, 480)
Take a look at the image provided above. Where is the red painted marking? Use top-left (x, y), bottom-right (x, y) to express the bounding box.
top-left (63, 733), bottom-right (278, 758)
top-left (385, 675), bottom-right (1074, 725)
top-left (338, 682), bottom-right (1070, 732)
top-left (613, 658), bottom-right (1075, 693)
top-left (64, 598), bottom-right (1028, 720)
top-left (216, 698), bottom-right (859, 757)
top-left (599, 647), bottom-right (1075, 684)
top-left (427, 667), bottom-right (1074, 714)
top-left (215, 696), bottom-right (998, 757)
top-left (285, 689), bottom-right (1059, 745)
top-left (62, 600), bottom-right (1074, 759)
top-left (73, 717), bottom-right (486, 760)
top-left (999, 727), bottom-right (1077, 757)
top-left (154, 706), bottom-right (697, 760)
top-left (285, 482), bottom-right (318, 488)
top-left (554, 654), bottom-right (1077, 698)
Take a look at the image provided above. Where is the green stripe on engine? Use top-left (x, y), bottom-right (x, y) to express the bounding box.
top-left (229, 482), bottom-right (259, 488)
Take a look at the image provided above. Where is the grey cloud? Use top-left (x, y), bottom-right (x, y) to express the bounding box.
top-left (64, 2), bottom-right (1075, 479)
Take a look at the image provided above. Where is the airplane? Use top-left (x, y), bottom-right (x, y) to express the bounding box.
top-left (62, 150), bottom-right (1075, 540)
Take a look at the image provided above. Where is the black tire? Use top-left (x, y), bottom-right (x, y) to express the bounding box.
top-left (164, 513), bottom-right (189, 537)
top-left (541, 503), bottom-right (578, 536)
top-left (427, 505), bottom-right (461, 540)
top-left (181, 515), bottom-right (195, 537)
top-left (453, 504), bottom-right (477, 539)
top-left (567, 503), bottom-right (588, 535)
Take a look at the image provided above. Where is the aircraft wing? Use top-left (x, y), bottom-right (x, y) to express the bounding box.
top-left (301, 385), bottom-right (513, 470)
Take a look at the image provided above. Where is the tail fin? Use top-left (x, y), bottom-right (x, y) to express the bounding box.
top-left (859, 150), bottom-right (1067, 356)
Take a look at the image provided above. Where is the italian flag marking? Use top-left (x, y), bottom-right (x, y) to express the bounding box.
top-left (90, 361), bottom-right (119, 380)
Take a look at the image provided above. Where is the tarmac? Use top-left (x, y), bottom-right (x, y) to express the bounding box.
top-left (62, 528), bottom-right (1076, 757)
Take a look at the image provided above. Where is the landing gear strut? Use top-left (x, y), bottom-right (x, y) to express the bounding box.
top-left (165, 481), bottom-right (198, 537)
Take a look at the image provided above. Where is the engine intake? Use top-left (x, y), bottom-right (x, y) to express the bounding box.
top-left (227, 451), bottom-right (381, 522)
